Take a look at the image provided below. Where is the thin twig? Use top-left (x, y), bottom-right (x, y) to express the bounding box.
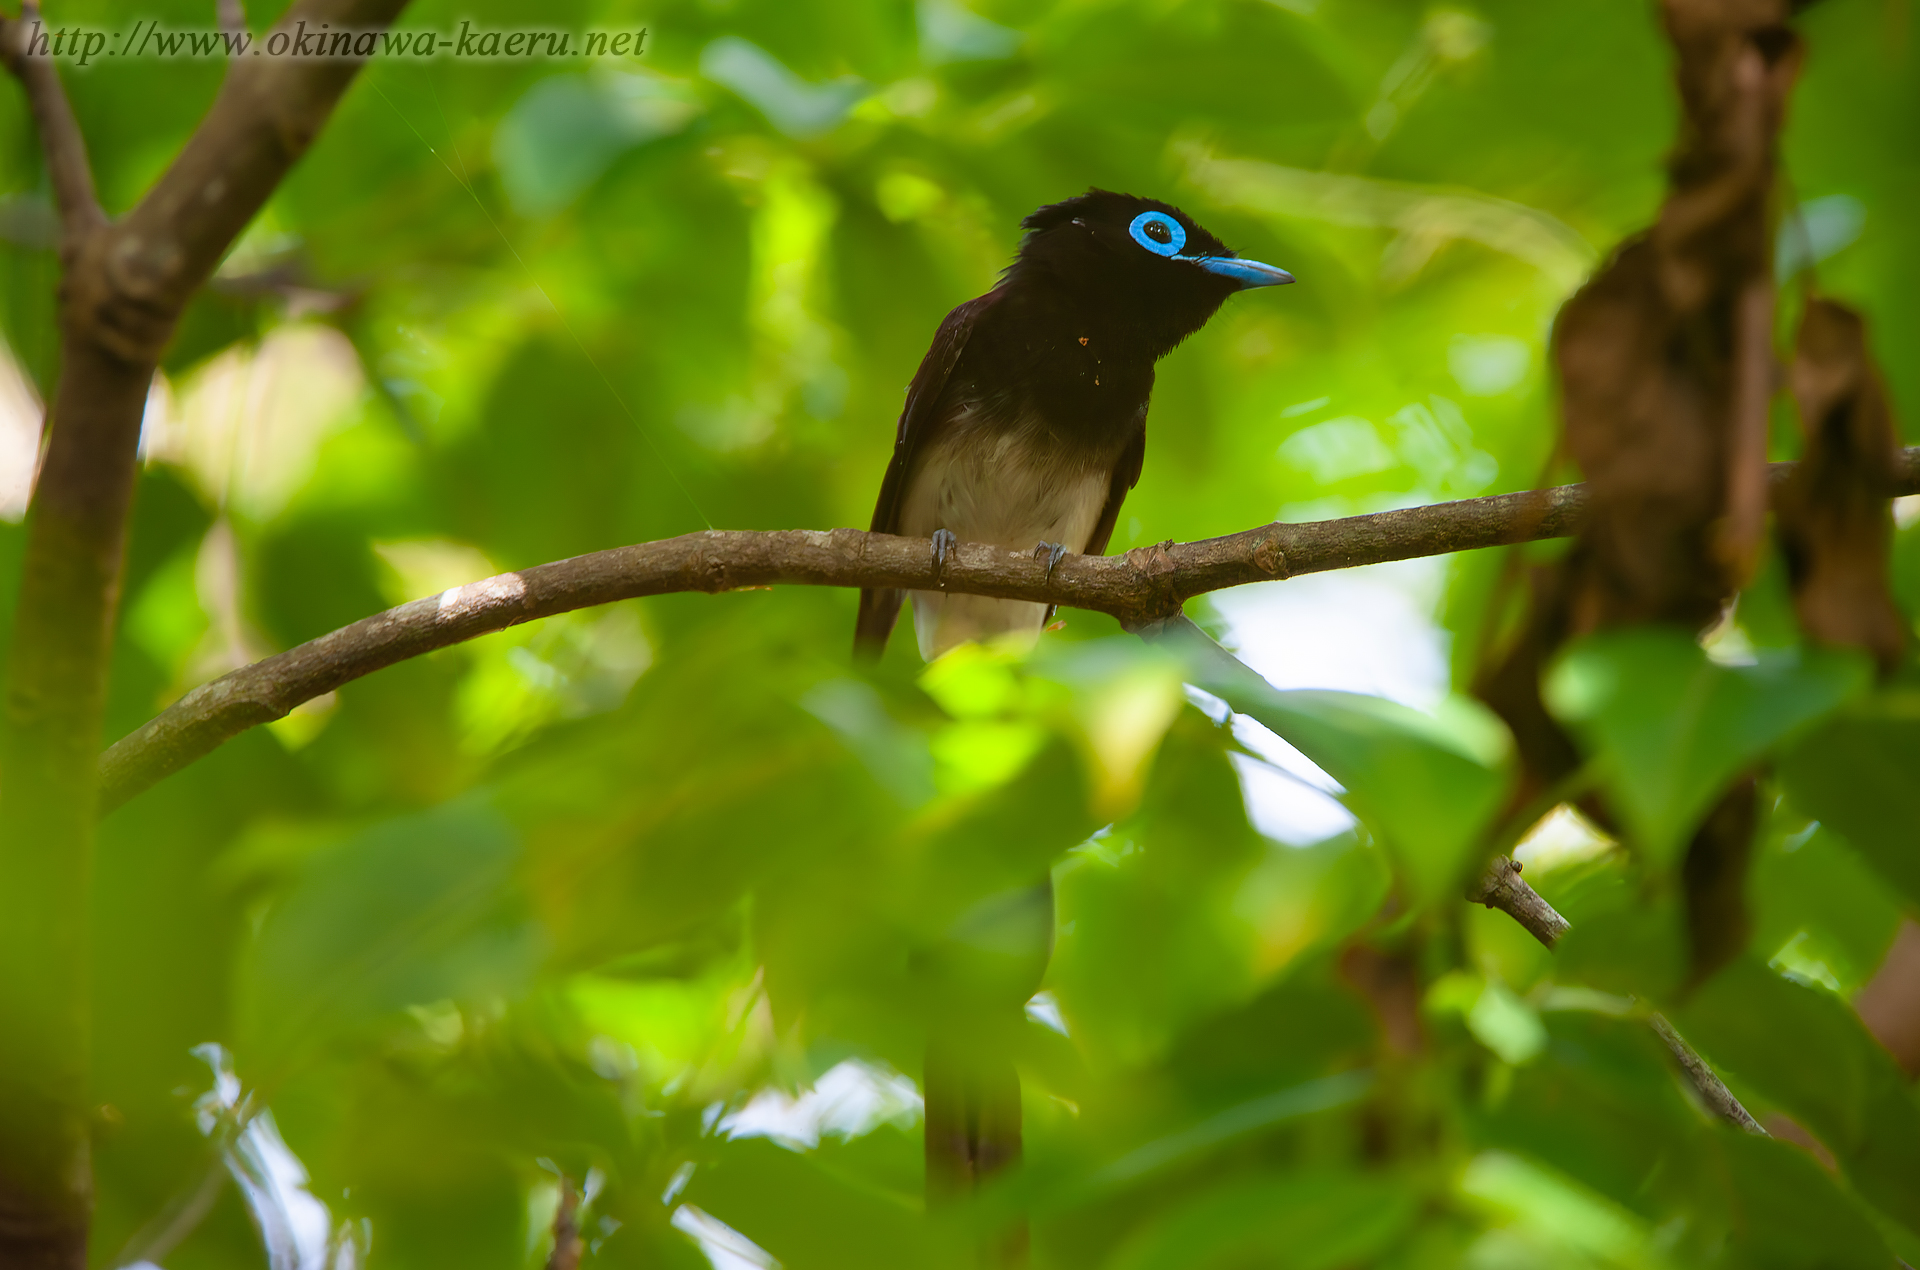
top-left (98, 448), bottom-right (1920, 813)
top-left (1645, 1013), bottom-right (1766, 1133)
top-left (544, 1177), bottom-right (583, 1270)
top-left (0, 1), bottom-right (106, 252)
top-left (1466, 857), bottom-right (1571, 947)
top-left (1470, 856), bottom-right (1765, 1133)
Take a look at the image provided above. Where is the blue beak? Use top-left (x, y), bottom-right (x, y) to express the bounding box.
top-left (1195, 256), bottom-right (1296, 289)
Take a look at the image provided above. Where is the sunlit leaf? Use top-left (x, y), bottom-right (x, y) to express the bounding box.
top-left (1750, 815), bottom-right (1905, 997)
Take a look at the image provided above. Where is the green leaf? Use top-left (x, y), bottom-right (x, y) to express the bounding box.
top-left (235, 796), bottom-right (542, 1072)
top-left (1554, 887), bottom-right (1688, 1001)
top-left (1472, 1011), bottom-right (1714, 1227)
top-left (1751, 816), bottom-right (1905, 996)
top-left (1049, 714), bottom-right (1272, 1063)
top-left (915, 736), bottom-right (1099, 914)
top-left (801, 677), bottom-right (937, 805)
top-left (492, 73), bottom-right (700, 217)
top-left (1458, 1151), bottom-right (1661, 1265)
top-left (1467, 979), bottom-right (1549, 1065)
top-left (1716, 1131), bottom-right (1893, 1270)
top-left (681, 1134), bottom-right (963, 1270)
top-left (1166, 620), bottom-right (1508, 906)
top-left (1544, 628), bottom-right (1869, 864)
top-left (1777, 691), bottom-right (1920, 907)
top-left (1105, 1167), bottom-right (1417, 1270)
top-left (1672, 959), bottom-right (1920, 1237)
top-left (1060, 1071), bottom-right (1374, 1206)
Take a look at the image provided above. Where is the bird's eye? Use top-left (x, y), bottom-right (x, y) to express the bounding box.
top-left (1128, 211), bottom-right (1187, 257)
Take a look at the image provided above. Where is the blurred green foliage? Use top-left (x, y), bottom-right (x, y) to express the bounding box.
top-left (2, 0), bottom-right (1919, 1266)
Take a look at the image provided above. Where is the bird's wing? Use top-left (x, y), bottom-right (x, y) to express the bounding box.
top-left (1082, 425), bottom-right (1146, 559)
top-left (854, 292), bottom-right (999, 660)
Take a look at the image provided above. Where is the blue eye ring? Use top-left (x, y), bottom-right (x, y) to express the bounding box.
top-left (1128, 211), bottom-right (1186, 257)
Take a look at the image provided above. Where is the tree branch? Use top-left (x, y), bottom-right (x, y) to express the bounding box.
top-left (0, 3), bottom-right (410, 1260)
top-left (1466, 856), bottom-right (1571, 946)
top-left (98, 448), bottom-right (1920, 813)
top-left (1470, 857), bottom-right (1766, 1133)
top-left (79, 0), bottom-right (413, 363)
top-left (1645, 1013), bottom-right (1765, 1134)
top-left (0, 1), bottom-right (105, 256)
top-left (544, 1177), bottom-right (583, 1270)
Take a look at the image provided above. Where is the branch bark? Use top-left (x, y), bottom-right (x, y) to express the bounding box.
top-left (543, 1177), bottom-right (583, 1270)
top-left (98, 449), bottom-right (1920, 814)
top-left (0, 5), bottom-right (408, 1264)
top-left (1470, 857), bottom-right (1766, 1134)
top-left (1466, 856), bottom-right (1570, 946)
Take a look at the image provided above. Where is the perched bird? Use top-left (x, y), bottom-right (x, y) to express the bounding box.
top-left (854, 188), bottom-right (1293, 661)
top-left (855, 193), bottom-right (1295, 1242)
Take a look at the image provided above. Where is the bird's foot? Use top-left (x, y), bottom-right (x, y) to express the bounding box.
top-left (931, 528), bottom-right (958, 586)
top-left (1033, 541), bottom-right (1068, 582)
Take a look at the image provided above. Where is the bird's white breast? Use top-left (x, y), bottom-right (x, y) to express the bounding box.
top-left (897, 414), bottom-right (1110, 660)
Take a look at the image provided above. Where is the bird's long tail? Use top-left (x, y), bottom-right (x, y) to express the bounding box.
top-left (854, 586), bottom-right (903, 661)
top-left (924, 1027), bottom-right (1027, 1264)
top-left (920, 880), bottom-right (1052, 1262)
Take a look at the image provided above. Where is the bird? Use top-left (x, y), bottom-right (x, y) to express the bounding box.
top-left (853, 188), bottom-right (1294, 662)
top-left (853, 192), bottom-right (1294, 1243)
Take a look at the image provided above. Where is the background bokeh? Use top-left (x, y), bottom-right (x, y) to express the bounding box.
top-left (2, 0), bottom-right (1918, 1266)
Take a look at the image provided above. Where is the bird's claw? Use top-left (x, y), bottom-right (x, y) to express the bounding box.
top-left (1033, 541), bottom-right (1068, 581)
top-left (931, 528), bottom-right (958, 586)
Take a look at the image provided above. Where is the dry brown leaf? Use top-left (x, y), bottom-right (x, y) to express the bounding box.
top-left (1479, 1), bottom-right (1802, 988)
top-left (1556, 238), bottom-right (1735, 633)
top-left (1856, 921), bottom-right (1920, 1079)
top-left (1777, 298), bottom-right (1907, 672)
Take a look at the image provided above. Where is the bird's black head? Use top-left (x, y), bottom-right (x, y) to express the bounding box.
top-left (1008, 189), bottom-right (1293, 358)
